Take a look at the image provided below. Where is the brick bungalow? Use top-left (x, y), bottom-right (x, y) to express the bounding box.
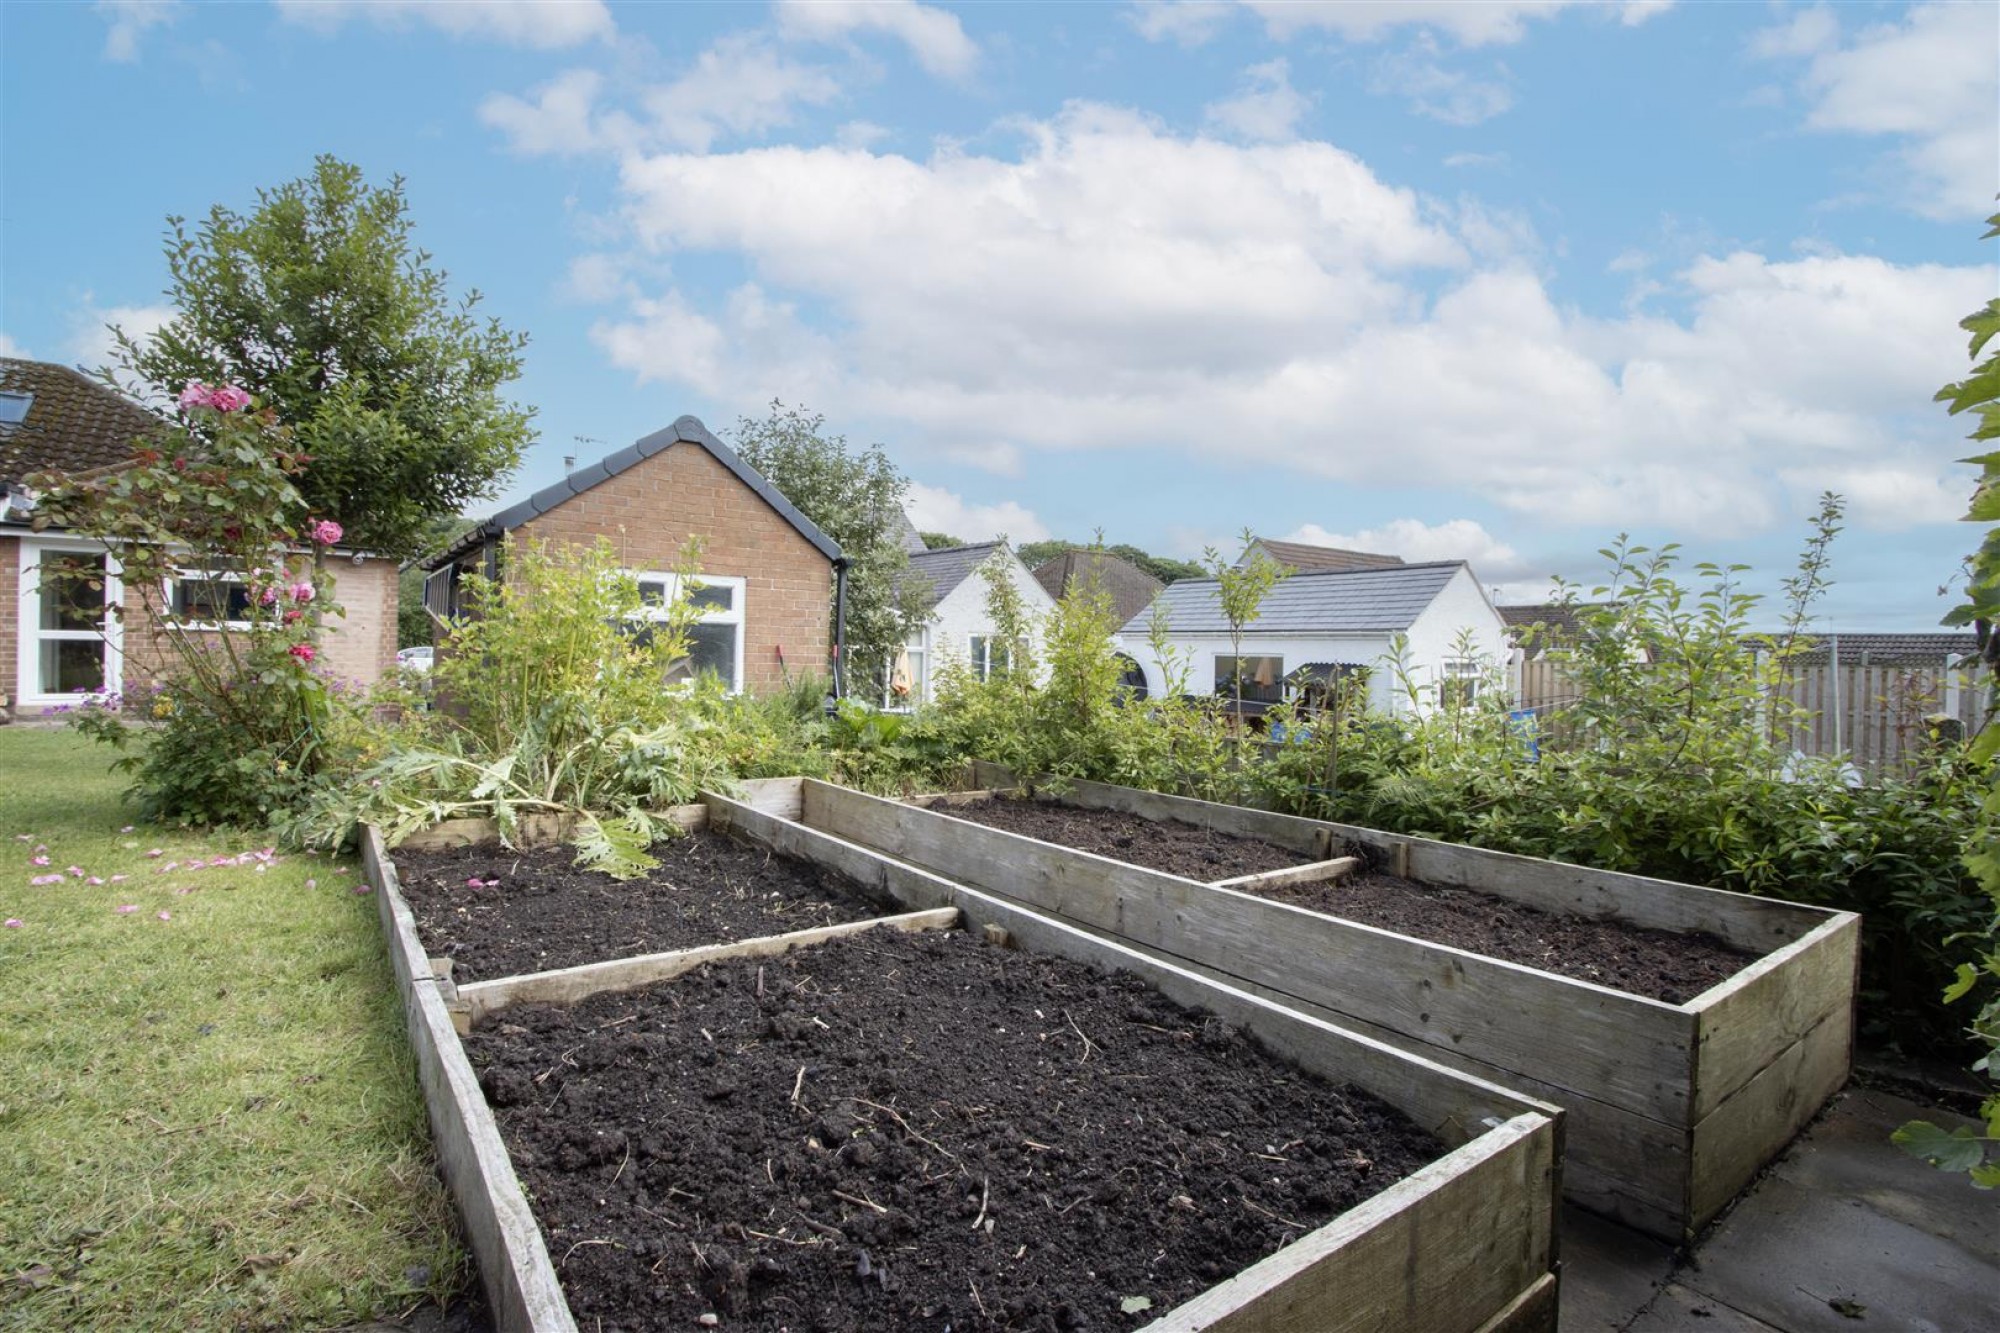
top-left (418, 417), bottom-right (846, 696)
top-left (0, 357), bottom-right (400, 718)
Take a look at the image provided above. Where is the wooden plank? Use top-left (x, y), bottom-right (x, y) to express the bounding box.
top-left (364, 828), bottom-right (576, 1333)
top-left (903, 789), bottom-right (1006, 807)
top-left (1037, 772), bottom-right (1825, 958)
top-left (1471, 1272), bottom-right (1560, 1333)
top-left (1149, 1114), bottom-right (1557, 1333)
top-left (458, 908), bottom-right (959, 1023)
top-left (712, 792), bottom-right (1560, 1146)
top-left (731, 777), bottom-right (804, 821)
top-left (1689, 912), bottom-right (1859, 1118)
top-left (1212, 857), bottom-right (1359, 891)
top-left (396, 803), bottom-right (708, 853)
top-left (803, 781), bottom-right (1694, 1121)
top-left (1687, 1005), bottom-right (1853, 1229)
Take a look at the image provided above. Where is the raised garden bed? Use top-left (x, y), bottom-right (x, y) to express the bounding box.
top-left (365, 787), bottom-right (1563, 1333)
top-left (763, 769), bottom-right (1859, 1244)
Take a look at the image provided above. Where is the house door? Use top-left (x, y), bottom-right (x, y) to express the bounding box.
top-left (17, 542), bottom-right (122, 707)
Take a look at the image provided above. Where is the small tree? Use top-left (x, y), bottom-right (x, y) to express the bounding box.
top-left (113, 156), bottom-right (534, 560)
top-left (1201, 529), bottom-right (1289, 727)
top-left (730, 402), bottom-right (927, 693)
top-left (1896, 208), bottom-right (2000, 1187)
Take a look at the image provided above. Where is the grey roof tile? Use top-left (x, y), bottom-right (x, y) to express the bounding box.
top-left (904, 541), bottom-right (1003, 612)
top-left (1122, 561), bottom-right (1463, 635)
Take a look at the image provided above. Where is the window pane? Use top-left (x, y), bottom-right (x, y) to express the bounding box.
top-left (39, 555), bottom-right (106, 631)
top-left (40, 639), bottom-right (105, 694)
top-left (689, 582), bottom-right (733, 613)
top-left (637, 579), bottom-right (670, 609)
top-left (1215, 655), bottom-right (1284, 703)
top-left (688, 622), bottom-right (737, 689)
top-left (173, 577), bottom-right (250, 623)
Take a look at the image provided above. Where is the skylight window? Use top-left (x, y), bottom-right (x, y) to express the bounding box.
top-left (0, 392), bottom-right (31, 424)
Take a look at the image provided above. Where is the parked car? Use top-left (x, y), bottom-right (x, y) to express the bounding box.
top-left (396, 646), bottom-right (434, 673)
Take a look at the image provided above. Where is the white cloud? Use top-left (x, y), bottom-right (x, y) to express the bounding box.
top-left (1239, 0), bottom-right (1668, 46)
top-left (1204, 59), bottom-right (1310, 143)
top-left (1754, 2), bottom-right (2000, 220)
top-left (97, 0), bottom-right (180, 62)
top-left (1127, 0), bottom-right (1236, 48)
top-left (1443, 151), bottom-right (1509, 169)
top-left (588, 106), bottom-right (1980, 536)
top-left (775, 0), bottom-right (978, 80)
top-left (1371, 40), bottom-right (1514, 125)
top-left (904, 481), bottom-right (1050, 543)
top-left (1782, 464), bottom-right (1970, 531)
top-left (562, 253), bottom-right (630, 304)
top-left (483, 36), bottom-right (841, 157)
top-left (0, 332), bottom-right (28, 358)
top-left (1287, 518), bottom-right (1528, 578)
top-left (273, 0), bottom-right (613, 47)
top-left (65, 302), bottom-right (174, 397)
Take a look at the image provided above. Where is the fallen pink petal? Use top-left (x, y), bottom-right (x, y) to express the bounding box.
top-left (351, 884), bottom-right (373, 895)
top-left (30, 874), bottom-right (62, 886)
top-left (66, 866), bottom-right (85, 878)
top-left (145, 849), bottom-right (163, 858)
top-left (87, 877), bottom-right (105, 886)
top-left (305, 878), bottom-right (317, 890)
top-left (157, 911), bottom-right (172, 921)
top-left (30, 855), bottom-right (48, 866)
top-left (3, 919), bottom-right (21, 928)
top-left (109, 875), bottom-right (127, 883)
top-left (114, 905), bottom-right (137, 914)
top-left (120, 825), bottom-right (135, 833)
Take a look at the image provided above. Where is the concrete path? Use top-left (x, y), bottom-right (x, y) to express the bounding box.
top-left (1560, 1086), bottom-right (1998, 1332)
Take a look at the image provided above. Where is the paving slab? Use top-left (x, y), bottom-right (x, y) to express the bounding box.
top-left (1560, 1086), bottom-right (1999, 1333)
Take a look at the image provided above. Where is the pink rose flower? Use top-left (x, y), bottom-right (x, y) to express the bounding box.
top-left (178, 381), bottom-right (213, 412)
top-left (259, 585), bottom-right (280, 606)
top-left (208, 385), bottom-right (252, 412)
top-left (288, 643), bottom-right (317, 664)
top-left (309, 519), bottom-right (343, 546)
top-left (282, 609), bottom-right (303, 626)
top-left (289, 582), bottom-right (315, 605)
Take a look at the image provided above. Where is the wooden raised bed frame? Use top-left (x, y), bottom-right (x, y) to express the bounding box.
top-left (773, 768), bottom-right (1857, 1244)
top-left (365, 780), bottom-right (1562, 1333)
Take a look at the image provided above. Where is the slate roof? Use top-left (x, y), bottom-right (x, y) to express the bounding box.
top-left (0, 358), bottom-right (161, 491)
top-left (1498, 602), bottom-right (1619, 640)
top-left (1032, 550), bottom-right (1165, 627)
top-left (1786, 633), bottom-right (1977, 666)
top-left (1122, 561), bottom-right (1463, 636)
top-left (421, 416), bottom-right (842, 570)
top-left (1244, 538), bottom-right (1405, 574)
top-left (904, 541), bottom-right (1004, 613)
top-left (891, 508), bottom-right (930, 555)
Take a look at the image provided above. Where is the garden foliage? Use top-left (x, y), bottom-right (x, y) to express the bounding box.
top-left (29, 385), bottom-right (371, 826)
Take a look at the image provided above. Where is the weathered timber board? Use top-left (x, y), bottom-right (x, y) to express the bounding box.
top-left (801, 780), bottom-right (1694, 1120)
top-left (1690, 914), bottom-right (1861, 1118)
top-left (1212, 857), bottom-right (1361, 891)
top-left (394, 791), bottom-right (1566, 1333)
top-left (363, 828), bottom-right (575, 1333)
top-left (396, 803), bottom-right (708, 853)
top-left (457, 907), bottom-right (960, 1024)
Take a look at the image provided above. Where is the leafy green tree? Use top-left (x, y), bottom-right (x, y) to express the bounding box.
top-left (730, 402), bottom-right (927, 696)
top-left (1016, 538), bottom-right (1202, 584)
top-left (920, 531), bottom-right (966, 550)
top-left (1201, 529), bottom-right (1289, 725)
top-left (1897, 208), bottom-right (2000, 1187)
top-left (112, 156), bottom-right (533, 559)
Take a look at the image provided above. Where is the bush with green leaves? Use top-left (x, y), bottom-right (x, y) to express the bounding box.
top-left (28, 384), bottom-right (369, 827)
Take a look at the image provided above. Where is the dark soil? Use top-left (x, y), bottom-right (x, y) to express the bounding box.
top-left (1249, 872), bottom-right (1758, 1005)
top-left (939, 798), bottom-right (1758, 1005)
top-left (393, 831), bottom-right (887, 982)
top-left (465, 928), bottom-right (1444, 1332)
top-left (936, 797), bottom-right (1305, 881)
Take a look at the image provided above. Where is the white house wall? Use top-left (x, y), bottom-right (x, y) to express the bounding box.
top-left (919, 551), bottom-right (1058, 703)
top-left (1400, 566), bottom-right (1512, 711)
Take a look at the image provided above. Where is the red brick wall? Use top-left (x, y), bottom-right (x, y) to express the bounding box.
top-left (513, 443), bottom-right (833, 694)
top-left (0, 537), bottom-right (18, 714)
top-left (5, 539), bottom-right (398, 718)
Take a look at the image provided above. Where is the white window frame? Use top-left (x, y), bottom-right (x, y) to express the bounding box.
top-left (632, 571), bottom-right (747, 694)
top-left (968, 633), bottom-right (1016, 682)
top-left (1439, 658), bottom-right (1482, 708)
top-left (1214, 653), bottom-right (1286, 704)
top-left (882, 628), bottom-right (929, 711)
top-left (162, 566), bottom-right (260, 632)
top-left (15, 538), bottom-right (124, 708)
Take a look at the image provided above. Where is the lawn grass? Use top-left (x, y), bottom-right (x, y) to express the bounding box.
top-left (0, 726), bottom-right (466, 1330)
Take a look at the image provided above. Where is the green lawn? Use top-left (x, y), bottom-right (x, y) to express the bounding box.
top-left (0, 727), bottom-right (465, 1330)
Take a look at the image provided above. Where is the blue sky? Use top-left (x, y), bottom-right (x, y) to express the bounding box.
top-left (3, 1), bottom-right (1995, 627)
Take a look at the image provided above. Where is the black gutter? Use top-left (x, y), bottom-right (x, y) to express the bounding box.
top-left (831, 556), bottom-right (851, 700)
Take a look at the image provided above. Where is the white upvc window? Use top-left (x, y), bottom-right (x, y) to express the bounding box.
top-left (883, 630), bottom-right (928, 710)
top-left (164, 567), bottom-right (258, 631)
top-left (1439, 658), bottom-right (1481, 708)
top-left (632, 571), bottom-right (747, 693)
top-left (968, 634), bottom-right (1014, 682)
top-left (15, 539), bottom-right (123, 708)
